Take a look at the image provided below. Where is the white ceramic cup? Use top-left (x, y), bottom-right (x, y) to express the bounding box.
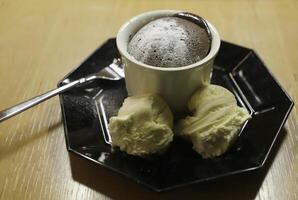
top-left (116, 10), bottom-right (221, 113)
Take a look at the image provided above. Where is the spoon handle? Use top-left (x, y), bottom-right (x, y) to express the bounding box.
top-left (0, 79), bottom-right (83, 123)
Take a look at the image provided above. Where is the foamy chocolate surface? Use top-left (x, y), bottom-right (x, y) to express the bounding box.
top-left (127, 17), bottom-right (211, 68)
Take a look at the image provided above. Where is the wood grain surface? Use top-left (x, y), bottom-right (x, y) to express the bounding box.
top-left (0, 0), bottom-right (297, 199)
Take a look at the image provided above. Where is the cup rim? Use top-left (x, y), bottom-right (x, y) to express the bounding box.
top-left (116, 10), bottom-right (221, 72)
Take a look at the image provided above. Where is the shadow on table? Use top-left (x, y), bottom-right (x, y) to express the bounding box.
top-left (69, 128), bottom-right (287, 200)
top-left (0, 120), bottom-right (61, 161)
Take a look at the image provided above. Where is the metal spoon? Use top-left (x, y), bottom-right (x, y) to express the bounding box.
top-left (173, 12), bottom-right (212, 53)
top-left (0, 58), bottom-right (124, 123)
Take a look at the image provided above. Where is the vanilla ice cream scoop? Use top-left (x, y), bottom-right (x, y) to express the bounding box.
top-left (176, 85), bottom-right (250, 158)
top-left (127, 16), bottom-right (211, 68)
top-left (108, 94), bottom-right (174, 157)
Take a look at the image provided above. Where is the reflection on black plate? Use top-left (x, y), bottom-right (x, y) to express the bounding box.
top-left (58, 39), bottom-right (293, 192)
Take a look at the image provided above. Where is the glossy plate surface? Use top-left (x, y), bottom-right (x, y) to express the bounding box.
top-left (58, 38), bottom-right (294, 191)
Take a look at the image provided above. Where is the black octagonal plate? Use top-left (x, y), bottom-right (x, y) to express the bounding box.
top-left (58, 38), bottom-right (294, 192)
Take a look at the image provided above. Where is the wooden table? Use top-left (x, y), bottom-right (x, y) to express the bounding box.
top-left (0, 0), bottom-right (297, 199)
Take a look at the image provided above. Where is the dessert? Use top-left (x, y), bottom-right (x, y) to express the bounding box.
top-left (127, 16), bottom-right (211, 68)
top-left (111, 12), bottom-right (247, 158)
top-left (108, 94), bottom-right (174, 157)
top-left (108, 85), bottom-right (249, 158)
top-left (176, 85), bottom-right (250, 158)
